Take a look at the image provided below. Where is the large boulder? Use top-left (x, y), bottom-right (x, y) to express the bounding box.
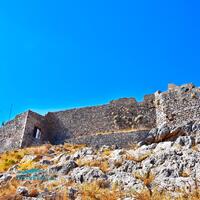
top-left (144, 123), bottom-right (189, 145)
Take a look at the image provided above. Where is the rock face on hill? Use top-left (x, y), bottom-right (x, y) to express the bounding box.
top-left (1, 120), bottom-right (200, 199)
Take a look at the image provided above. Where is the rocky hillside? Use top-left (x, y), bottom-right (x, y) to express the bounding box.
top-left (1, 120), bottom-right (200, 199)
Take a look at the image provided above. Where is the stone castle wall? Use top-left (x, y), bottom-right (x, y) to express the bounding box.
top-left (1, 83), bottom-right (200, 151)
top-left (0, 112), bottom-right (28, 152)
top-left (65, 130), bottom-right (149, 148)
top-left (45, 95), bottom-right (156, 144)
top-left (0, 111), bottom-right (48, 152)
top-left (155, 83), bottom-right (200, 128)
top-left (21, 111), bottom-right (47, 147)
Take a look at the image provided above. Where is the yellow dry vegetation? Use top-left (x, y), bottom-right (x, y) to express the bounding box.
top-left (0, 144), bottom-right (52, 172)
top-left (26, 144), bottom-right (51, 155)
top-left (102, 149), bottom-right (111, 157)
top-left (95, 128), bottom-right (149, 136)
top-left (192, 145), bottom-right (199, 152)
top-left (79, 181), bottom-right (124, 200)
top-left (179, 170), bottom-right (190, 177)
top-left (77, 158), bottom-right (110, 173)
top-left (18, 160), bottom-right (35, 171)
top-left (0, 178), bottom-right (20, 199)
top-left (63, 143), bottom-right (86, 154)
top-left (133, 188), bottom-right (200, 200)
top-left (133, 171), bottom-right (155, 187)
top-left (0, 149), bottom-right (27, 172)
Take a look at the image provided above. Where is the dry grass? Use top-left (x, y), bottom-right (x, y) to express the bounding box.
top-left (133, 189), bottom-right (171, 200)
top-left (63, 143), bottom-right (86, 154)
top-left (192, 145), bottom-right (199, 152)
top-left (133, 188), bottom-right (200, 200)
top-left (18, 160), bottom-right (35, 170)
top-left (0, 144), bottom-right (51, 172)
top-left (0, 143), bottom-right (84, 173)
top-left (79, 181), bottom-right (124, 200)
top-left (0, 178), bottom-right (20, 199)
top-left (102, 149), bottom-right (111, 157)
top-left (95, 128), bottom-right (149, 136)
top-left (179, 170), bottom-right (190, 177)
top-left (26, 144), bottom-right (51, 155)
top-left (114, 159), bottom-right (123, 168)
top-left (133, 171), bottom-right (155, 187)
top-left (77, 159), bottom-right (110, 173)
top-left (0, 149), bottom-right (28, 172)
top-left (126, 152), bottom-right (151, 162)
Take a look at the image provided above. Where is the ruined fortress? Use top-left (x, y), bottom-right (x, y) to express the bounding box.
top-left (0, 83), bottom-right (200, 152)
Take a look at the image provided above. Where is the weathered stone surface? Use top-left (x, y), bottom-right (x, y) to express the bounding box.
top-left (108, 172), bottom-right (147, 191)
top-left (69, 167), bottom-right (106, 183)
top-left (174, 136), bottom-right (195, 148)
top-left (0, 173), bottom-right (12, 185)
top-left (68, 187), bottom-right (78, 200)
top-left (17, 186), bottom-right (29, 196)
top-left (156, 124), bottom-right (170, 141)
top-left (66, 130), bottom-right (148, 148)
top-left (2, 83), bottom-right (200, 152)
top-left (72, 147), bottom-right (94, 160)
top-left (48, 160), bottom-right (78, 175)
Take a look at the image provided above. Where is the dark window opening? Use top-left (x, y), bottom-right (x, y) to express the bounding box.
top-left (33, 127), bottom-right (41, 139)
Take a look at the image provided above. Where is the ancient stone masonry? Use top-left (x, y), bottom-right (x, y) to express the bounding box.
top-left (0, 112), bottom-right (28, 152)
top-left (0, 83), bottom-right (200, 152)
top-left (155, 83), bottom-right (200, 129)
top-left (0, 111), bottom-right (50, 152)
top-left (45, 95), bottom-right (156, 144)
top-left (21, 111), bottom-right (48, 147)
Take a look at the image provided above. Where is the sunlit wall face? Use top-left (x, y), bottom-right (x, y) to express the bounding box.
top-left (0, 0), bottom-right (200, 124)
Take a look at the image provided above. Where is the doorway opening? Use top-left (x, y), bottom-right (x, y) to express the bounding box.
top-left (33, 127), bottom-right (41, 139)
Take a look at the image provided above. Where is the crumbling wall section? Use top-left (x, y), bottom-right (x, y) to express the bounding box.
top-left (0, 112), bottom-right (28, 152)
top-left (155, 83), bottom-right (200, 129)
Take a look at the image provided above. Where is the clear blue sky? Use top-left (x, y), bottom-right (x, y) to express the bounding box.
top-left (0, 0), bottom-right (200, 123)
